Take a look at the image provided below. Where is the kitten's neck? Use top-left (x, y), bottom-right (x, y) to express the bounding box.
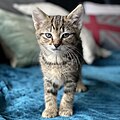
top-left (40, 52), bottom-right (70, 66)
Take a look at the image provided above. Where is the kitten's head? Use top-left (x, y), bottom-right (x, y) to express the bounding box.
top-left (32, 4), bottom-right (84, 64)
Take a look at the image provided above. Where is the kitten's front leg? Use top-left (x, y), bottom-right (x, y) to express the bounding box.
top-left (42, 79), bottom-right (58, 118)
top-left (59, 80), bottom-right (76, 117)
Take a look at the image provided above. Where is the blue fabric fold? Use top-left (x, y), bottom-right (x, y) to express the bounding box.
top-left (0, 52), bottom-right (120, 120)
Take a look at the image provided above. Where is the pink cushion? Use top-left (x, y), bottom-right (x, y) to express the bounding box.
top-left (83, 2), bottom-right (120, 50)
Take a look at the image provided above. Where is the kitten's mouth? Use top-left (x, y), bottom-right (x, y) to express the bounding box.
top-left (52, 48), bottom-right (60, 51)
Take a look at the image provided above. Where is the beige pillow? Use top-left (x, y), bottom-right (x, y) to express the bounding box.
top-left (83, 2), bottom-right (120, 51)
top-left (13, 2), bottom-right (68, 16)
top-left (13, 2), bottom-right (111, 64)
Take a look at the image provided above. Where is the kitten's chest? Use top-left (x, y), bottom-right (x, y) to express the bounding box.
top-left (51, 67), bottom-right (63, 85)
top-left (40, 55), bottom-right (80, 87)
top-left (42, 65), bottom-right (65, 78)
top-left (41, 62), bottom-right (78, 83)
top-left (43, 65), bottom-right (65, 87)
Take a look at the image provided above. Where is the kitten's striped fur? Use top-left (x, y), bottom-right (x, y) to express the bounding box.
top-left (32, 4), bottom-right (87, 118)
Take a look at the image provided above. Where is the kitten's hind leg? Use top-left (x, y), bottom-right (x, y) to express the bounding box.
top-left (76, 80), bottom-right (88, 92)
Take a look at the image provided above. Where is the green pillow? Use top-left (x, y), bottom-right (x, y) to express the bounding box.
top-left (0, 9), bottom-right (39, 67)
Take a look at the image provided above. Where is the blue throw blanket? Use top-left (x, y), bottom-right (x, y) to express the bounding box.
top-left (0, 52), bottom-right (120, 120)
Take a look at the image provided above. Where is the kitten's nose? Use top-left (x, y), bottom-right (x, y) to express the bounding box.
top-left (54, 44), bottom-right (60, 49)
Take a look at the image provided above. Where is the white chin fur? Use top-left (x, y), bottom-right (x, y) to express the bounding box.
top-left (42, 45), bottom-right (67, 64)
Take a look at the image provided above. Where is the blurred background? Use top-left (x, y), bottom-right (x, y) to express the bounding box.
top-left (0, 1), bottom-right (120, 120)
top-left (0, 0), bottom-right (120, 66)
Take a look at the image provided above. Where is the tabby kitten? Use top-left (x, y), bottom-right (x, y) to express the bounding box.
top-left (32, 4), bottom-right (87, 118)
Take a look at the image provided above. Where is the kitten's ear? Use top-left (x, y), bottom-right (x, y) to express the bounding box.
top-left (32, 7), bottom-right (47, 30)
top-left (67, 4), bottom-right (84, 30)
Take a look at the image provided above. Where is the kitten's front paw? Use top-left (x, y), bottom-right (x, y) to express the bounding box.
top-left (42, 108), bottom-right (58, 118)
top-left (59, 107), bottom-right (73, 117)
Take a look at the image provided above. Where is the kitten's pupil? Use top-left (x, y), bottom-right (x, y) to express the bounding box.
top-left (62, 33), bottom-right (70, 39)
top-left (45, 33), bottom-right (52, 38)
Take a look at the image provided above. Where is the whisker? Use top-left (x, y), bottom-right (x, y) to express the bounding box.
top-left (40, 45), bottom-right (55, 57)
top-left (68, 49), bottom-right (81, 67)
top-left (68, 45), bottom-right (85, 63)
top-left (65, 46), bottom-right (82, 68)
top-left (60, 53), bottom-right (65, 64)
top-left (64, 46), bottom-right (73, 61)
top-left (68, 46), bottom-right (83, 57)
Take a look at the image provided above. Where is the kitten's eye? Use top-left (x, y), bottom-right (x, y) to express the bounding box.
top-left (45, 33), bottom-right (52, 38)
top-left (62, 33), bottom-right (70, 39)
